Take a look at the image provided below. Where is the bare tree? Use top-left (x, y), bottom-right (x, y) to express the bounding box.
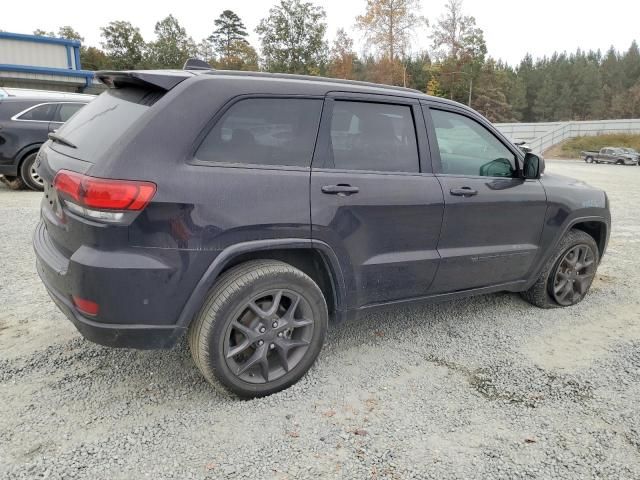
top-left (356, 0), bottom-right (426, 64)
top-left (430, 0), bottom-right (485, 61)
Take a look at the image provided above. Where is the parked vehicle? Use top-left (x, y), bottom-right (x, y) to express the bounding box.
top-left (514, 141), bottom-right (533, 153)
top-left (619, 147), bottom-right (640, 164)
top-left (582, 147), bottom-right (639, 165)
top-left (33, 66), bottom-right (611, 397)
top-left (0, 90), bottom-right (93, 190)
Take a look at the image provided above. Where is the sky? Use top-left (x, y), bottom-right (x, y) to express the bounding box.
top-left (3, 0), bottom-right (640, 65)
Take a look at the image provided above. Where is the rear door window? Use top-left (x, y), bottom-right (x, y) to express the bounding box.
top-left (17, 103), bottom-right (57, 122)
top-left (196, 98), bottom-right (323, 168)
top-left (328, 101), bottom-right (419, 172)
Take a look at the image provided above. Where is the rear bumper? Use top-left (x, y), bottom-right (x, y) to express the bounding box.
top-left (37, 268), bottom-right (184, 348)
top-left (33, 221), bottom-right (186, 349)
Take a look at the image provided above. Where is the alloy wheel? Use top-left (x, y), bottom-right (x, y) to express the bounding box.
top-left (224, 289), bottom-right (314, 384)
top-left (551, 244), bottom-right (597, 306)
top-left (30, 164), bottom-right (44, 187)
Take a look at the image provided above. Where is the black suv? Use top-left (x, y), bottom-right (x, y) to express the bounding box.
top-left (0, 90), bottom-right (92, 190)
top-left (33, 67), bottom-right (610, 397)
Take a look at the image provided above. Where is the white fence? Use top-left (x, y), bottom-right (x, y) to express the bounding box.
top-left (494, 119), bottom-right (640, 153)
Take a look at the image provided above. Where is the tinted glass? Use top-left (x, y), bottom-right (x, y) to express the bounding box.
top-left (18, 103), bottom-right (57, 121)
top-left (329, 101), bottom-right (419, 172)
top-left (197, 98), bottom-right (323, 167)
top-left (431, 109), bottom-right (516, 177)
top-left (56, 103), bottom-right (84, 123)
top-left (52, 88), bottom-right (151, 161)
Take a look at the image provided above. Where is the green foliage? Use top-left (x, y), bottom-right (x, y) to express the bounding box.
top-left (214, 41), bottom-right (260, 71)
top-left (57, 26), bottom-right (83, 42)
top-left (35, 6), bottom-right (640, 124)
top-left (210, 10), bottom-right (249, 60)
top-left (256, 0), bottom-right (328, 75)
top-left (100, 21), bottom-right (146, 70)
top-left (33, 29), bottom-right (55, 37)
top-left (147, 15), bottom-right (196, 69)
top-left (555, 134), bottom-right (640, 158)
top-left (80, 46), bottom-right (111, 70)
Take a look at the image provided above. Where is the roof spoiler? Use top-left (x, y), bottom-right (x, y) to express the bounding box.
top-left (96, 70), bottom-right (193, 91)
top-left (183, 58), bottom-right (214, 71)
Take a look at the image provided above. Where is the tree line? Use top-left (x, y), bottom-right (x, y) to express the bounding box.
top-left (34, 0), bottom-right (640, 123)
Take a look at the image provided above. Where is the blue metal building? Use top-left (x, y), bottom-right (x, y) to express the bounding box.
top-left (0, 32), bottom-right (97, 93)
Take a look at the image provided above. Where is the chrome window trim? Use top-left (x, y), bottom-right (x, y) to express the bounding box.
top-left (10, 102), bottom-right (86, 123)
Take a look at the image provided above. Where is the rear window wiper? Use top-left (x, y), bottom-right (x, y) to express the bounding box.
top-left (48, 132), bottom-right (77, 149)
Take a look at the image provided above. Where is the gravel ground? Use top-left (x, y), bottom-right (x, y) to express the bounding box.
top-left (1, 160), bottom-right (639, 479)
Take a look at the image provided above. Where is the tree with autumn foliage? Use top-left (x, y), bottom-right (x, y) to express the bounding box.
top-left (327, 29), bottom-right (357, 79)
top-left (356, 0), bottom-right (425, 85)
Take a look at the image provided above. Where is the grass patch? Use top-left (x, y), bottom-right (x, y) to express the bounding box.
top-left (549, 134), bottom-right (640, 158)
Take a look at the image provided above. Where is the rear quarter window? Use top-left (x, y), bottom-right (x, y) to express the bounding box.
top-left (16, 103), bottom-right (58, 122)
top-left (195, 98), bottom-right (323, 168)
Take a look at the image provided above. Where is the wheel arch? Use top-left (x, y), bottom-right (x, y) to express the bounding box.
top-left (524, 215), bottom-right (610, 291)
top-left (571, 219), bottom-right (608, 259)
top-left (16, 143), bottom-right (42, 167)
top-left (175, 239), bottom-right (347, 331)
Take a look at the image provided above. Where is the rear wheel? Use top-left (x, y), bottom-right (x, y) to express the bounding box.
top-left (188, 260), bottom-right (328, 398)
top-left (521, 229), bottom-right (599, 308)
top-left (616, 159), bottom-right (624, 165)
top-left (20, 152), bottom-right (44, 191)
top-left (585, 156), bottom-right (593, 163)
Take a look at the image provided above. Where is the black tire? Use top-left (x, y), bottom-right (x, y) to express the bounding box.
top-left (0, 175), bottom-right (25, 190)
top-left (20, 152), bottom-right (44, 191)
top-left (585, 156), bottom-right (593, 163)
top-left (521, 229), bottom-right (599, 309)
top-left (188, 260), bottom-right (328, 398)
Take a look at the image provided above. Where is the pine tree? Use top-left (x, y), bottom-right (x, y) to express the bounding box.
top-left (210, 10), bottom-right (249, 61)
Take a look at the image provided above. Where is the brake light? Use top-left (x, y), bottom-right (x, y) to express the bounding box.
top-left (54, 170), bottom-right (156, 210)
top-left (72, 296), bottom-right (99, 316)
top-left (53, 170), bottom-right (156, 222)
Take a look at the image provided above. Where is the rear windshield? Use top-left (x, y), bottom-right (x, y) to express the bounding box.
top-left (51, 88), bottom-right (155, 161)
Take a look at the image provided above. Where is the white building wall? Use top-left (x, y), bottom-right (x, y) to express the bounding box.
top-left (0, 38), bottom-right (68, 69)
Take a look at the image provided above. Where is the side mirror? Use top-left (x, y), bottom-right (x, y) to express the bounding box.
top-left (522, 152), bottom-right (545, 179)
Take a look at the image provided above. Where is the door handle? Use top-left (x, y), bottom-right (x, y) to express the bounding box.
top-left (321, 184), bottom-right (359, 196)
top-left (450, 187), bottom-right (478, 197)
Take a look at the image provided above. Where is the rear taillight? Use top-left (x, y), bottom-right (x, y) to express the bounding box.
top-left (53, 170), bottom-right (156, 222)
top-left (72, 296), bottom-right (99, 316)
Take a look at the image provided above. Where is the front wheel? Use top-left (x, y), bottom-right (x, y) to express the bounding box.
top-left (521, 229), bottom-right (599, 308)
top-left (20, 152), bottom-right (44, 191)
top-left (188, 260), bottom-right (328, 398)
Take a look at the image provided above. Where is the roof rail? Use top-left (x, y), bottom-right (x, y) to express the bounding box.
top-left (203, 69), bottom-right (423, 94)
top-left (183, 58), bottom-right (214, 71)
